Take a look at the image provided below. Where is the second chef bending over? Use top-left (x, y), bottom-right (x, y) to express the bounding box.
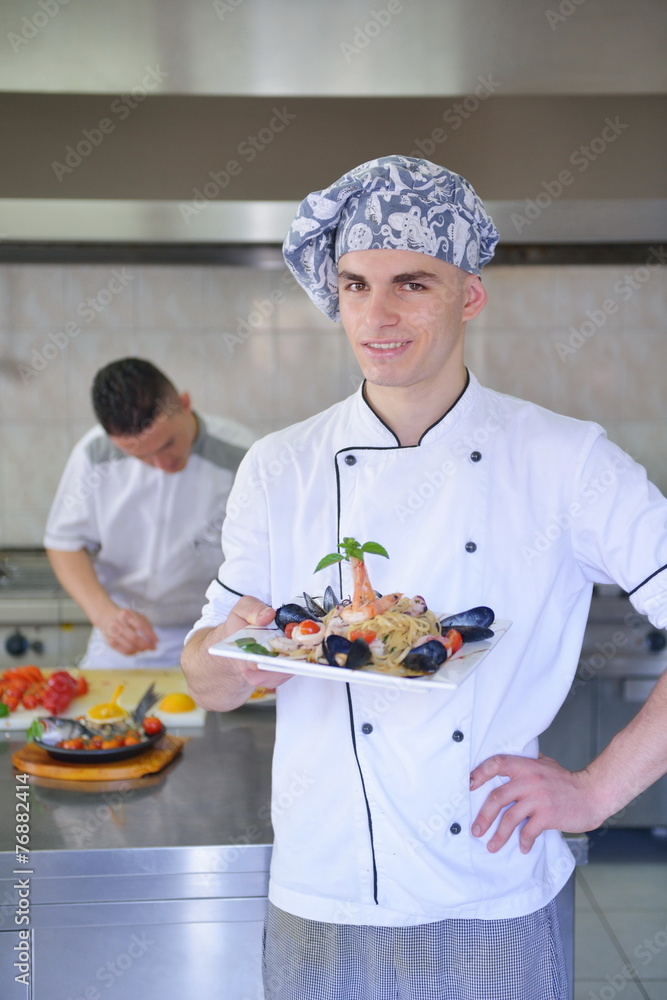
top-left (45, 357), bottom-right (254, 668)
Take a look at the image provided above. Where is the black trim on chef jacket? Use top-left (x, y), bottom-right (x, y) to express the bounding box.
top-left (628, 563), bottom-right (667, 597)
top-left (333, 371), bottom-right (474, 906)
top-left (345, 685), bottom-right (379, 905)
top-left (359, 370), bottom-right (471, 447)
top-left (217, 579), bottom-right (243, 597)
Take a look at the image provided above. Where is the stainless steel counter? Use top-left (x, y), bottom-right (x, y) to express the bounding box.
top-left (0, 707), bottom-right (276, 852)
top-left (0, 705), bottom-right (586, 1000)
top-left (0, 706), bottom-right (276, 1000)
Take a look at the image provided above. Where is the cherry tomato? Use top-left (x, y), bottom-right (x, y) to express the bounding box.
top-left (61, 738), bottom-right (85, 750)
top-left (21, 682), bottom-right (47, 710)
top-left (349, 629), bottom-right (377, 644)
top-left (443, 628), bottom-right (463, 655)
top-left (74, 675), bottom-right (88, 698)
top-left (142, 717), bottom-right (163, 736)
top-left (16, 665), bottom-right (43, 684)
top-left (2, 690), bottom-right (21, 712)
top-left (3, 675), bottom-right (31, 694)
top-left (297, 620), bottom-right (320, 635)
top-left (123, 735), bottom-right (142, 746)
top-left (101, 739), bottom-right (123, 750)
top-left (284, 622), bottom-right (297, 638)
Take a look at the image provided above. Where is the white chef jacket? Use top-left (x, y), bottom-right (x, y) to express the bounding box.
top-left (192, 373), bottom-right (667, 924)
top-left (45, 413), bottom-right (254, 667)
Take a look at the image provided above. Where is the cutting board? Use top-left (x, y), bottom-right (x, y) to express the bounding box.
top-left (1, 668), bottom-right (206, 730)
top-left (12, 733), bottom-right (185, 780)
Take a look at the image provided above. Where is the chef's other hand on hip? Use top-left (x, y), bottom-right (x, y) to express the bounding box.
top-left (469, 753), bottom-right (605, 855)
top-left (99, 607), bottom-right (158, 656)
top-left (181, 595), bottom-right (293, 712)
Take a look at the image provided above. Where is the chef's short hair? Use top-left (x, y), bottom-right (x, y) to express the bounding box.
top-left (92, 358), bottom-right (181, 436)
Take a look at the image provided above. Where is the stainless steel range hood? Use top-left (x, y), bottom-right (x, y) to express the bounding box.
top-left (0, 0), bottom-right (665, 245)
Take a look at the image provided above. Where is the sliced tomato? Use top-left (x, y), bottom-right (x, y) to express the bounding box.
top-left (297, 619), bottom-right (320, 634)
top-left (2, 687), bottom-right (23, 712)
top-left (21, 681), bottom-right (47, 710)
top-left (16, 665), bottom-right (43, 684)
top-left (443, 628), bottom-right (463, 656)
top-left (349, 629), bottom-right (377, 644)
top-left (2, 691), bottom-right (20, 712)
top-left (73, 675), bottom-right (89, 698)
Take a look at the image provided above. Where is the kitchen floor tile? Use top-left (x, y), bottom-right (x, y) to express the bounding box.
top-left (574, 909), bottom-right (632, 982)
top-left (577, 865), bottom-right (667, 913)
top-left (574, 831), bottom-right (667, 999)
top-left (575, 979), bottom-right (650, 1000)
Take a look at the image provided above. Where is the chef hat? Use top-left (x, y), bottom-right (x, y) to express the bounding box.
top-left (282, 154), bottom-right (499, 321)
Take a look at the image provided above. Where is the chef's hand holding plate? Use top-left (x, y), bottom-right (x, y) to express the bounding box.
top-left (182, 595), bottom-right (293, 712)
top-left (469, 753), bottom-right (604, 855)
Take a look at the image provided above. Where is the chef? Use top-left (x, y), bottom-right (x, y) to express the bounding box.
top-left (182, 156), bottom-right (667, 999)
top-left (45, 357), bottom-right (254, 668)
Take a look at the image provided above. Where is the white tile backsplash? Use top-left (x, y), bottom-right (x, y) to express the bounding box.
top-left (65, 265), bottom-right (137, 331)
top-left (0, 260), bottom-right (665, 545)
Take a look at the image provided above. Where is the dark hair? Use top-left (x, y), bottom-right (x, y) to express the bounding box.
top-left (91, 358), bottom-right (180, 436)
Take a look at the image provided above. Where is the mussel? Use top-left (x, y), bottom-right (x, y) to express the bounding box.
top-left (401, 639), bottom-right (449, 676)
top-left (322, 635), bottom-right (372, 670)
top-left (439, 606), bottom-right (494, 629)
top-left (275, 603), bottom-right (312, 632)
top-left (302, 592), bottom-right (325, 618)
top-left (450, 624), bottom-right (494, 643)
top-left (276, 586), bottom-right (341, 632)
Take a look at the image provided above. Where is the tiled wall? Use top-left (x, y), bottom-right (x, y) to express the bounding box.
top-left (0, 260), bottom-right (665, 546)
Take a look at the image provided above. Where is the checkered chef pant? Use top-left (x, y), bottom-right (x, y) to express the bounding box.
top-left (262, 899), bottom-right (567, 1000)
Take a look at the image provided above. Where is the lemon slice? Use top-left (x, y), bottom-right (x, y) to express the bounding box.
top-left (86, 684), bottom-right (128, 723)
top-left (158, 692), bottom-right (196, 713)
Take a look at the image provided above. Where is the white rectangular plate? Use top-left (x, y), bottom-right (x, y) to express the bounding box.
top-left (209, 620), bottom-right (511, 692)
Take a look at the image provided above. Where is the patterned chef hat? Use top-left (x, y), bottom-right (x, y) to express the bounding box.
top-left (282, 154), bottom-right (499, 321)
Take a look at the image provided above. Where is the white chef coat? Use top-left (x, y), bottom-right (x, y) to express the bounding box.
top-left (45, 413), bottom-right (254, 667)
top-left (192, 373), bottom-right (667, 924)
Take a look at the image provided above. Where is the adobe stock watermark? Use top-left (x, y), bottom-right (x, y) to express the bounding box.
top-left (555, 246), bottom-right (666, 362)
top-left (511, 116), bottom-right (629, 234)
top-left (545, 0), bottom-right (587, 31)
top-left (17, 268), bottom-right (135, 385)
top-left (222, 280), bottom-right (291, 354)
top-left (404, 790), bottom-right (467, 858)
top-left (7, 0), bottom-right (72, 53)
top-left (571, 609), bottom-right (645, 693)
top-left (212, 0), bottom-right (245, 19)
top-left (179, 107), bottom-right (296, 223)
top-left (340, 0), bottom-right (414, 63)
top-left (409, 75), bottom-right (501, 159)
top-left (585, 920), bottom-right (667, 1000)
top-left (521, 452), bottom-right (633, 565)
top-left (62, 933), bottom-right (154, 1000)
top-left (69, 783), bottom-right (139, 848)
top-left (51, 67), bottom-right (168, 182)
top-left (394, 407), bottom-right (511, 523)
top-left (224, 437), bottom-right (309, 523)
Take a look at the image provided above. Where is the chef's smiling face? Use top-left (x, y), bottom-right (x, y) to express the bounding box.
top-left (337, 249), bottom-right (487, 393)
top-left (109, 392), bottom-right (197, 473)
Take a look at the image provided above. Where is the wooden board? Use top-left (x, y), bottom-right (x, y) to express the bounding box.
top-left (1, 668), bottom-right (206, 730)
top-left (11, 733), bottom-right (185, 781)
